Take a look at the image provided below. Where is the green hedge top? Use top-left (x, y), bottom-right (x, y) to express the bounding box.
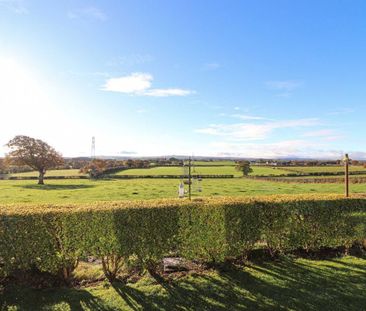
top-left (1, 194), bottom-right (366, 216)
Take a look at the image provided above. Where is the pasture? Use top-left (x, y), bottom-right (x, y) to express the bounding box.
top-left (192, 160), bottom-right (236, 166)
top-left (114, 165), bottom-right (289, 177)
top-left (0, 177), bottom-right (365, 203)
top-left (2, 164), bottom-right (365, 203)
top-left (283, 165), bottom-right (366, 174)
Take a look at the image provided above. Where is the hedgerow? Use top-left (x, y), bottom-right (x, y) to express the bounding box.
top-left (0, 195), bottom-right (365, 281)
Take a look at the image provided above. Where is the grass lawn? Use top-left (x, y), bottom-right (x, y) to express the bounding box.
top-left (2, 256), bottom-right (365, 310)
top-left (114, 166), bottom-right (290, 177)
top-left (0, 178), bottom-right (365, 203)
top-left (11, 169), bottom-right (85, 177)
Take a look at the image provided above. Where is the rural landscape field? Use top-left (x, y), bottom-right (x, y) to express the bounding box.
top-left (2, 162), bottom-right (366, 204)
top-left (1, 1), bottom-right (366, 310)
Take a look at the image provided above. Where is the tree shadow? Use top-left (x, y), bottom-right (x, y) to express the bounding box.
top-left (110, 257), bottom-right (366, 311)
top-left (2, 257), bottom-right (366, 310)
top-left (1, 284), bottom-right (115, 311)
top-left (14, 184), bottom-right (95, 190)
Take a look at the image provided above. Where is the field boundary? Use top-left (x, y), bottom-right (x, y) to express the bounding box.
top-left (248, 176), bottom-right (366, 184)
top-left (110, 174), bottom-right (234, 179)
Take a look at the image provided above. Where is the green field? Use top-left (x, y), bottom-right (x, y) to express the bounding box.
top-left (10, 165), bottom-right (363, 179)
top-left (192, 160), bottom-right (236, 166)
top-left (276, 174), bottom-right (366, 180)
top-left (11, 169), bottom-right (85, 177)
top-left (115, 166), bottom-right (289, 177)
top-left (1, 178), bottom-right (365, 203)
top-left (2, 256), bottom-right (365, 310)
top-left (283, 165), bottom-right (366, 174)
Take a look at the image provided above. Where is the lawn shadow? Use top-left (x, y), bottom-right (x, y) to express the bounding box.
top-left (1, 285), bottom-right (115, 311)
top-left (2, 257), bottom-right (366, 310)
top-left (110, 269), bottom-right (277, 310)
top-left (110, 257), bottom-right (366, 311)
top-left (14, 184), bottom-right (95, 190)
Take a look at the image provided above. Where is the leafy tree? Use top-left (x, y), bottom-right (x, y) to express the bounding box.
top-left (80, 159), bottom-right (108, 179)
top-left (125, 159), bottom-right (134, 168)
top-left (235, 160), bottom-right (253, 176)
top-left (0, 158), bottom-right (5, 174)
top-left (5, 135), bottom-right (64, 184)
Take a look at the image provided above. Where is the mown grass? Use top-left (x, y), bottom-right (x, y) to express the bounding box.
top-left (114, 166), bottom-right (289, 177)
top-left (0, 178), bottom-right (365, 203)
top-left (192, 160), bottom-right (236, 166)
top-left (278, 174), bottom-right (366, 179)
top-left (283, 165), bottom-right (366, 174)
top-left (1, 256), bottom-right (365, 310)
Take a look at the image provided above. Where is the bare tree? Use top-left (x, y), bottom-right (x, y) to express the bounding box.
top-left (5, 135), bottom-right (64, 184)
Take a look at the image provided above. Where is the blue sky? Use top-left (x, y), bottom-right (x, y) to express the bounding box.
top-left (1, 0), bottom-right (365, 158)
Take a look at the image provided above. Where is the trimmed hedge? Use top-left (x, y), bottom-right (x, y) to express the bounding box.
top-left (0, 195), bottom-right (365, 280)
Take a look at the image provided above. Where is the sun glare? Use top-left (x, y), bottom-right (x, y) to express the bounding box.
top-left (0, 57), bottom-right (48, 110)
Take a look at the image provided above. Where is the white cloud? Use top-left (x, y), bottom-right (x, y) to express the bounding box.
top-left (68, 6), bottom-right (107, 21)
top-left (303, 129), bottom-right (344, 142)
top-left (103, 73), bottom-right (152, 93)
top-left (210, 140), bottom-right (363, 159)
top-left (143, 88), bottom-right (193, 97)
top-left (0, 0), bottom-right (28, 14)
top-left (102, 72), bottom-right (194, 97)
top-left (196, 118), bottom-right (319, 141)
top-left (303, 129), bottom-right (336, 137)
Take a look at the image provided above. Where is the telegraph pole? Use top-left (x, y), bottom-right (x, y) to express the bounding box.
top-left (91, 136), bottom-right (96, 159)
top-left (188, 157), bottom-right (192, 200)
top-left (344, 153), bottom-right (350, 197)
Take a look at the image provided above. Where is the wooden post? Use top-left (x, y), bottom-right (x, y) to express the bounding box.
top-left (188, 157), bottom-right (192, 200)
top-left (344, 153), bottom-right (349, 198)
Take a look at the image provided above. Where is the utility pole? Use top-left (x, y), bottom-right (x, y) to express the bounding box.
top-left (344, 153), bottom-right (350, 197)
top-left (91, 136), bottom-right (96, 159)
top-left (188, 157), bottom-right (192, 200)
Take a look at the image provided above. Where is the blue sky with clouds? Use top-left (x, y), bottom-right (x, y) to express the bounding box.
top-left (1, 0), bottom-right (366, 158)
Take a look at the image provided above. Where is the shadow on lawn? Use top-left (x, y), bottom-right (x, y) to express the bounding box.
top-left (1, 285), bottom-right (115, 311)
top-left (2, 257), bottom-right (366, 310)
top-left (110, 257), bottom-right (366, 311)
top-left (14, 184), bottom-right (95, 190)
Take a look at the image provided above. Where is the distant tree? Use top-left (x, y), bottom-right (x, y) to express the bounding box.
top-left (235, 160), bottom-right (253, 176)
top-left (5, 135), bottom-right (64, 184)
top-left (125, 159), bottom-right (134, 168)
top-left (0, 158), bottom-right (5, 174)
top-left (80, 159), bottom-right (108, 179)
